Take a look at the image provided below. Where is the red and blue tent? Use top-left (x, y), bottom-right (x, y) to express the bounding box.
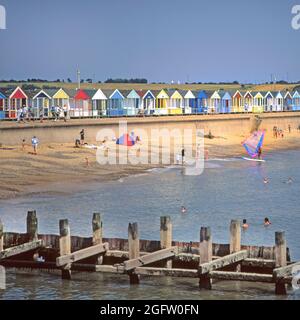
top-left (116, 134), bottom-right (136, 147)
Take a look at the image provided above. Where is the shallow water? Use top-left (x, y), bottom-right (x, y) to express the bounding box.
top-left (0, 149), bottom-right (300, 300)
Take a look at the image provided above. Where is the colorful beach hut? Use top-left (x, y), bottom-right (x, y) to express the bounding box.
top-left (263, 91), bottom-right (274, 112)
top-left (154, 90), bottom-right (169, 115)
top-left (232, 91), bottom-right (244, 113)
top-left (273, 91), bottom-right (284, 112)
top-left (105, 89), bottom-right (125, 117)
top-left (208, 91), bottom-right (222, 113)
top-left (72, 89), bottom-right (95, 117)
top-left (252, 92), bottom-right (264, 113)
top-left (168, 90), bottom-right (183, 115)
top-left (182, 90), bottom-right (196, 114)
top-left (8, 86), bottom-right (28, 119)
top-left (138, 90), bottom-right (155, 115)
top-left (196, 90), bottom-right (209, 114)
top-left (92, 89), bottom-right (108, 117)
top-left (283, 91), bottom-right (293, 111)
top-left (292, 91), bottom-right (300, 111)
top-left (220, 91), bottom-right (232, 113)
top-left (243, 91), bottom-right (254, 112)
top-left (122, 90), bottom-right (140, 116)
top-left (52, 88), bottom-right (71, 110)
top-left (32, 90), bottom-right (52, 118)
top-left (0, 90), bottom-right (7, 119)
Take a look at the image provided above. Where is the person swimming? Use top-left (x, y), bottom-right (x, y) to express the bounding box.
top-left (263, 177), bottom-right (269, 184)
top-left (264, 217), bottom-right (271, 226)
top-left (242, 219), bottom-right (249, 229)
top-left (181, 206), bottom-right (187, 214)
top-left (286, 177), bottom-right (293, 184)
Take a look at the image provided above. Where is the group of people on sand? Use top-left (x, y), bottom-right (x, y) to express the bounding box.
top-left (242, 218), bottom-right (271, 230)
top-left (21, 136), bottom-right (40, 155)
top-left (50, 105), bottom-right (68, 122)
top-left (273, 126), bottom-right (287, 139)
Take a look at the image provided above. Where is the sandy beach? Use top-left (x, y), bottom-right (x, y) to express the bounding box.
top-left (0, 127), bottom-right (299, 200)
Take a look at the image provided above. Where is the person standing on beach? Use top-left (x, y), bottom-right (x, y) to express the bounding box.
top-left (80, 129), bottom-right (85, 145)
top-left (31, 136), bottom-right (39, 155)
top-left (288, 124), bottom-right (291, 133)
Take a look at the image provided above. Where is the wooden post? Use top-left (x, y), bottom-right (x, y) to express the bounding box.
top-left (230, 220), bottom-right (241, 272)
top-left (0, 219), bottom-right (3, 252)
top-left (27, 211), bottom-right (39, 261)
top-left (199, 227), bottom-right (212, 289)
top-left (27, 211), bottom-right (38, 241)
top-left (92, 213), bottom-right (103, 265)
top-left (128, 222), bottom-right (140, 284)
top-left (160, 216), bottom-right (172, 269)
top-left (59, 219), bottom-right (71, 280)
top-left (275, 231), bottom-right (287, 295)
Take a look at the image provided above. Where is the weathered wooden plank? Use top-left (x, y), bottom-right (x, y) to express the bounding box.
top-left (230, 220), bottom-right (241, 254)
top-left (199, 250), bottom-right (248, 275)
top-left (209, 271), bottom-right (274, 283)
top-left (56, 243), bottom-right (109, 267)
top-left (135, 267), bottom-right (198, 278)
top-left (92, 213), bottom-right (104, 265)
top-left (0, 240), bottom-right (43, 260)
top-left (124, 247), bottom-right (178, 271)
top-left (273, 261), bottom-right (300, 280)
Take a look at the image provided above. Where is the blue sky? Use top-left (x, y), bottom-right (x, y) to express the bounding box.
top-left (0, 0), bottom-right (299, 83)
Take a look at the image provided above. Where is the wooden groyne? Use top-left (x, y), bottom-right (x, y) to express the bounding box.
top-left (0, 211), bottom-right (299, 295)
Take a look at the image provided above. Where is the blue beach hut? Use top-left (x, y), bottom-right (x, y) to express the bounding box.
top-left (105, 89), bottom-right (125, 117)
top-left (0, 91), bottom-right (6, 119)
top-left (220, 91), bottom-right (232, 113)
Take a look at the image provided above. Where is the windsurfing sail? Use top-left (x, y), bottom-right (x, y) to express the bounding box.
top-left (242, 130), bottom-right (265, 158)
top-left (116, 134), bottom-right (136, 147)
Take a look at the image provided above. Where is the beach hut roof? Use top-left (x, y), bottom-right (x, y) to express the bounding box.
top-left (0, 90), bottom-right (6, 99)
top-left (183, 90), bottom-right (195, 99)
top-left (127, 89), bottom-right (141, 99)
top-left (293, 90), bottom-right (300, 98)
top-left (53, 88), bottom-right (71, 99)
top-left (244, 91), bottom-right (253, 98)
top-left (74, 89), bottom-right (96, 100)
top-left (105, 89), bottom-right (124, 99)
top-left (9, 86), bottom-right (28, 99)
top-left (142, 90), bottom-right (155, 100)
top-left (284, 91), bottom-right (293, 99)
top-left (156, 89), bottom-right (169, 99)
top-left (168, 89), bottom-right (183, 99)
top-left (92, 89), bottom-right (107, 100)
top-left (33, 89), bottom-right (52, 100)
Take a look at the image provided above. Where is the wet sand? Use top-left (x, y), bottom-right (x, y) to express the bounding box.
top-left (0, 129), bottom-right (299, 200)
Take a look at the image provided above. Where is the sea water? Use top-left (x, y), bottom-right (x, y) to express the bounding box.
top-left (0, 149), bottom-right (300, 300)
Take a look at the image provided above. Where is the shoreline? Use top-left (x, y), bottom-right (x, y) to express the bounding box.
top-left (0, 130), bottom-right (300, 201)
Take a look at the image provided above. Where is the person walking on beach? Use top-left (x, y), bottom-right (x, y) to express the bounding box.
top-left (288, 124), bottom-right (291, 133)
top-left (80, 129), bottom-right (85, 145)
top-left (31, 136), bottom-right (39, 155)
top-left (181, 148), bottom-right (185, 165)
top-left (63, 104), bottom-right (68, 122)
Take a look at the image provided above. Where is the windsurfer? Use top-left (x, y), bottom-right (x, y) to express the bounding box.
top-left (257, 146), bottom-right (262, 159)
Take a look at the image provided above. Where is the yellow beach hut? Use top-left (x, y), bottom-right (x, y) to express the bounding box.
top-left (154, 89), bottom-right (169, 115)
top-left (252, 92), bottom-right (264, 113)
top-left (167, 90), bottom-right (183, 115)
top-left (52, 88), bottom-right (71, 109)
